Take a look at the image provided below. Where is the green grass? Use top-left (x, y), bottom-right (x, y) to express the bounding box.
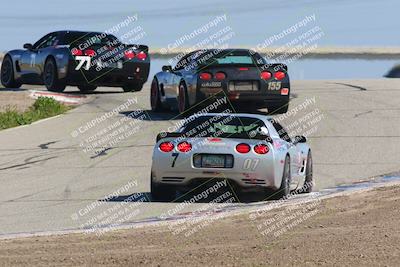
top-left (0, 97), bottom-right (69, 130)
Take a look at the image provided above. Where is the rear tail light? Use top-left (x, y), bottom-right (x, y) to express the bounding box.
top-left (236, 143), bottom-right (251, 153)
top-left (200, 72), bottom-right (212, 80)
top-left (254, 144), bottom-right (269, 154)
top-left (137, 51), bottom-right (147, 60)
top-left (71, 48), bottom-right (83, 56)
top-left (274, 71), bottom-right (286, 80)
top-left (159, 142), bottom-right (174, 152)
top-left (84, 49), bottom-right (96, 57)
top-left (177, 141), bottom-right (192, 152)
top-left (124, 50), bottom-right (136, 60)
top-left (281, 88), bottom-right (289, 95)
top-left (260, 71), bottom-right (272, 80)
top-left (215, 72), bottom-right (226, 80)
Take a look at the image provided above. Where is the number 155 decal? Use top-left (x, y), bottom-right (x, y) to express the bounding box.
top-left (267, 81), bottom-right (282, 91)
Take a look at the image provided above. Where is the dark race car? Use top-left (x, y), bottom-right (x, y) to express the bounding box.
top-left (1, 31), bottom-right (150, 92)
top-left (150, 49), bottom-right (290, 114)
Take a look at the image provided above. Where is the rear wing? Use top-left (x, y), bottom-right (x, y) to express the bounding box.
top-left (156, 132), bottom-right (273, 143)
top-left (260, 63), bottom-right (288, 72)
top-left (125, 44), bottom-right (148, 53)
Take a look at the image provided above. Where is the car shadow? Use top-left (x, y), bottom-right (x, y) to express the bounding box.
top-left (101, 188), bottom-right (270, 204)
top-left (120, 110), bottom-right (177, 121)
top-left (0, 87), bottom-right (29, 92)
top-left (65, 90), bottom-right (124, 95)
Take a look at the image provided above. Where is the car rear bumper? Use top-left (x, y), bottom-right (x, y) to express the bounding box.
top-left (66, 61), bottom-right (150, 86)
top-left (197, 81), bottom-right (290, 104)
top-left (152, 169), bottom-right (277, 190)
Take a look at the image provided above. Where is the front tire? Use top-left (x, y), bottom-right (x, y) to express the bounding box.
top-left (1, 55), bottom-right (21, 89)
top-left (43, 58), bottom-right (66, 92)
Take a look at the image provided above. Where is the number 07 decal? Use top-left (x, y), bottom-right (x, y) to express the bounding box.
top-left (242, 158), bottom-right (259, 170)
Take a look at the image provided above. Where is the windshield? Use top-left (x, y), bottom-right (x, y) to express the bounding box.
top-left (181, 115), bottom-right (268, 138)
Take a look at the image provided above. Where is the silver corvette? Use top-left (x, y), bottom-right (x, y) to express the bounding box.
top-left (150, 113), bottom-right (313, 201)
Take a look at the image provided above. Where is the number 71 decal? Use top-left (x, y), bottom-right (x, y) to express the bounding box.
top-left (75, 56), bottom-right (91, 70)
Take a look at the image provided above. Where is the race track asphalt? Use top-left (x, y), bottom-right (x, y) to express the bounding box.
top-left (0, 79), bottom-right (399, 237)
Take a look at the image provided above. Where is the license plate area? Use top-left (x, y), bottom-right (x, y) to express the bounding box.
top-left (96, 60), bottom-right (123, 69)
top-left (193, 154), bottom-right (234, 168)
top-left (229, 81), bottom-right (259, 91)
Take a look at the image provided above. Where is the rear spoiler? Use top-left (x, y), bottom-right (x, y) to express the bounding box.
top-left (156, 132), bottom-right (273, 143)
top-left (125, 44), bottom-right (148, 53)
top-left (260, 63), bottom-right (288, 72)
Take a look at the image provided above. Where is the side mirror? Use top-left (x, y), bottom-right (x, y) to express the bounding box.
top-left (23, 43), bottom-right (33, 50)
top-left (162, 65), bottom-right (173, 72)
top-left (294, 135), bottom-right (307, 144)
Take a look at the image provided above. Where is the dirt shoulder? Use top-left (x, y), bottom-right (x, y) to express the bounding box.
top-left (0, 185), bottom-right (399, 267)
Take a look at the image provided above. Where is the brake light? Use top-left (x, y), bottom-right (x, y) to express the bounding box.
top-left (137, 51), bottom-right (147, 60)
top-left (238, 67), bottom-right (248, 71)
top-left (254, 144), bottom-right (269, 154)
top-left (236, 143), bottom-right (251, 153)
top-left (274, 71), bottom-right (286, 80)
top-left (71, 48), bottom-right (83, 56)
top-left (260, 71), bottom-right (272, 80)
top-left (177, 141), bottom-right (192, 152)
top-left (124, 50), bottom-right (135, 60)
top-left (159, 142), bottom-right (174, 152)
top-left (84, 49), bottom-right (96, 57)
top-left (281, 88), bottom-right (289, 95)
top-left (200, 72), bottom-right (212, 80)
top-left (215, 72), bottom-right (226, 80)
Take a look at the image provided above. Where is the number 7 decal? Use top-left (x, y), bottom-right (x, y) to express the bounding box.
top-left (171, 153), bottom-right (179, 167)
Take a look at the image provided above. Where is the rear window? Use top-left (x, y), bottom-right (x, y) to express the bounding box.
top-left (214, 55), bottom-right (253, 64)
top-left (194, 50), bottom-right (261, 67)
top-left (62, 32), bottom-right (119, 46)
top-left (181, 115), bottom-right (268, 138)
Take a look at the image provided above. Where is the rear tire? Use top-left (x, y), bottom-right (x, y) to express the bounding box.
top-left (78, 84), bottom-right (97, 93)
top-left (151, 177), bottom-right (176, 202)
top-left (150, 78), bottom-right (163, 112)
top-left (43, 58), bottom-right (66, 92)
top-left (122, 82), bottom-right (143, 92)
top-left (178, 82), bottom-right (189, 114)
top-left (274, 155), bottom-right (291, 199)
top-left (300, 150), bottom-right (313, 193)
top-left (267, 101), bottom-right (289, 114)
top-left (1, 55), bottom-right (21, 89)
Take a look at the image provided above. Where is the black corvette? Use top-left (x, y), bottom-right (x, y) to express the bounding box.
top-left (151, 49), bottom-right (290, 114)
top-left (1, 31), bottom-right (150, 92)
